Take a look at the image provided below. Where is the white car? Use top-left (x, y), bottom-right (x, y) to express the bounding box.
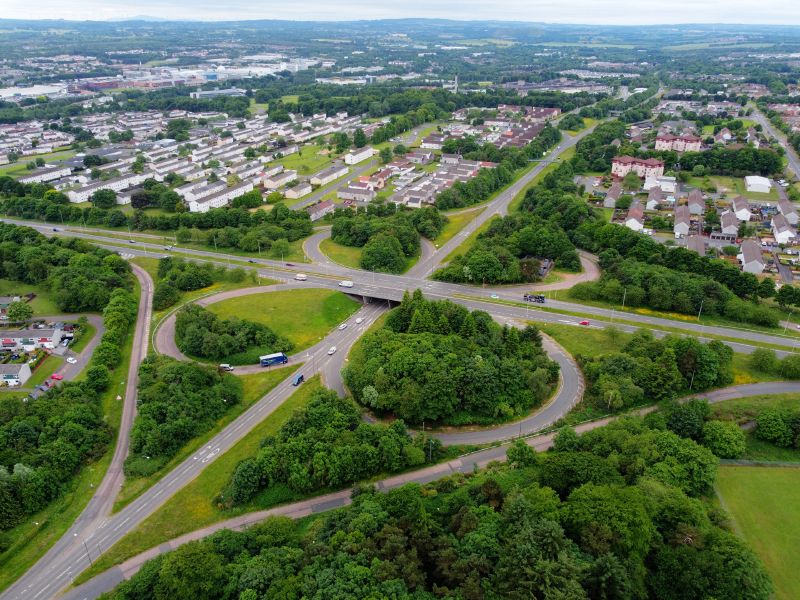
top-left (338, 323), bottom-right (348, 330)
top-left (327, 346), bottom-right (337, 355)
top-left (338, 280), bottom-right (354, 288)
top-left (355, 317), bottom-right (364, 324)
top-left (294, 273), bottom-right (307, 281)
top-left (66, 357), bottom-right (77, 364)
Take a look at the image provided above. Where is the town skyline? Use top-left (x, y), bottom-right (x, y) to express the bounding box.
top-left (3, 0), bottom-right (800, 25)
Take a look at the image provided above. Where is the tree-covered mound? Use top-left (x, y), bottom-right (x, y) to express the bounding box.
top-left (344, 290), bottom-right (559, 425)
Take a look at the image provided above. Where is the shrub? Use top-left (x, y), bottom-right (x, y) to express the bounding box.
top-left (702, 420), bottom-right (746, 459)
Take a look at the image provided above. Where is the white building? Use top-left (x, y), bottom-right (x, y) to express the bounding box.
top-left (674, 205), bottom-right (691, 237)
top-left (778, 198), bottom-right (799, 226)
top-left (67, 171), bottom-right (151, 203)
top-left (738, 240), bottom-right (765, 274)
top-left (263, 170), bottom-right (297, 190)
top-left (772, 213), bottom-right (797, 245)
top-left (625, 200), bottom-right (645, 232)
top-left (744, 175), bottom-right (772, 194)
top-left (18, 165), bottom-right (72, 184)
top-left (310, 164), bottom-right (349, 186)
top-left (611, 156), bottom-right (665, 180)
top-left (284, 182), bottom-right (312, 200)
top-left (1, 328), bottom-right (63, 352)
top-left (187, 181), bottom-right (254, 213)
top-left (344, 147), bottom-right (374, 165)
top-left (0, 363), bottom-right (32, 387)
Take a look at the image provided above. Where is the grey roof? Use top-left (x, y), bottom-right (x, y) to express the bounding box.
top-left (740, 240), bottom-right (764, 265)
top-left (0, 364), bottom-right (27, 375)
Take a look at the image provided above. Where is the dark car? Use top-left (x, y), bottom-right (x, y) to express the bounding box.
top-left (52, 227), bottom-right (59, 231)
top-left (248, 259), bottom-right (256, 263)
top-left (286, 263), bottom-right (294, 267)
top-left (128, 239), bottom-right (136, 244)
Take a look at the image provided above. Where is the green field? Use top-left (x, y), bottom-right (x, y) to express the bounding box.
top-left (0, 279), bottom-right (59, 315)
top-left (75, 376), bottom-right (322, 586)
top-left (0, 149), bottom-right (76, 177)
top-left (319, 237), bottom-right (363, 269)
top-left (688, 175), bottom-right (780, 201)
top-left (207, 288), bottom-right (360, 352)
top-left (275, 148), bottom-right (334, 175)
top-left (112, 364), bottom-right (300, 512)
top-left (717, 466), bottom-right (800, 599)
top-left (441, 217), bottom-right (495, 264)
top-left (68, 322), bottom-right (96, 354)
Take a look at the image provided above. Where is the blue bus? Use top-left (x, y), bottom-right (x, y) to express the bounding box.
top-left (260, 352), bottom-right (288, 367)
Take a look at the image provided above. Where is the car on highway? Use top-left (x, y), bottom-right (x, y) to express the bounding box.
top-left (66, 357), bottom-right (77, 364)
top-left (51, 373), bottom-right (64, 380)
top-left (286, 263), bottom-right (294, 267)
top-left (579, 320), bottom-right (590, 326)
top-left (248, 259), bottom-right (256, 263)
top-left (292, 373), bottom-right (304, 386)
top-left (338, 323), bottom-right (348, 330)
top-left (53, 227), bottom-right (59, 231)
top-left (294, 273), bottom-right (307, 281)
top-left (165, 245), bottom-right (173, 250)
top-left (338, 280), bottom-right (354, 288)
top-left (128, 239), bottom-right (136, 243)
top-left (327, 346), bottom-right (337, 355)
top-left (490, 293), bottom-right (499, 299)
top-left (355, 317), bottom-right (364, 324)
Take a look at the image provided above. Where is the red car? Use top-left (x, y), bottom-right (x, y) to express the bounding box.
top-left (579, 320), bottom-right (590, 326)
top-left (51, 373), bottom-right (64, 381)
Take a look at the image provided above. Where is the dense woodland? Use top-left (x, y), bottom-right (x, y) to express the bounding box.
top-left (101, 417), bottom-right (771, 600)
top-left (344, 292), bottom-right (559, 425)
top-left (331, 204), bottom-right (445, 273)
top-left (125, 356), bottom-right (243, 477)
top-left (174, 305), bottom-right (293, 365)
top-left (0, 221), bottom-right (131, 312)
top-left (222, 389), bottom-right (440, 506)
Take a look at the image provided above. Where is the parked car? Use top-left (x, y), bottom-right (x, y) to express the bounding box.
top-left (327, 346), bottom-right (337, 355)
top-left (51, 373), bottom-right (63, 381)
top-left (66, 357), bottom-right (77, 364)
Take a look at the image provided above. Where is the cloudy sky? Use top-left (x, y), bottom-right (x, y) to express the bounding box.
top-left (2, 0), bottom-right (799, 25)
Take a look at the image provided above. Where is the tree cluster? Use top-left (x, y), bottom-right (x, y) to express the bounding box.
top-left (174, 304), bottom-right (293, 365)
top-left (344, 291), bottom-right (559, 425)
top-left (580, 329), bottom-right (733, 411)
top-left (331, 203), bottom-right (445, 273)
top-left (0, 222), bottom-right (132, 313)
top-left (434, 212), bottom-right (580, 284)
top-left (152, 256), bottom-right (254, 311)
top-left (105, 417), bottom-right (771, 600)
top-left (222, 389), bottom-right (438, 504)
top-left (126, 356), bottom-right (242, 477)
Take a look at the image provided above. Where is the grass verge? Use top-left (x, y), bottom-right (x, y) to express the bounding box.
top-left (319, 237), bottom-right (363, 269)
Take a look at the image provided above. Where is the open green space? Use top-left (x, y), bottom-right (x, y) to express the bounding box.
top-left (206, 288), bottom-right (360, 352)
top-left (0, 279), bottom-right (59, 315)
top-left (274, 148), bottom-right (333, 175)
top-left (0, 149), bottom-right (76, 177)
top-left (319, 237), bottom-right (363, 269)
top-left (508, 146), bottom-right (576, 213)
top-left (717, 466), bottom-right (800, 600)
top-left (75, 375), bottom-right (322, 586)
top-left (688, 175), bottom-right (780, 201)
top-left (280, 94), bottom-right (300, 104)
top-left (0, 277), bottom-right (140, 594)
top-left (434, 207), bottom-right (485, 247)
top-left (112, 363), bottom-right (300, 512)
top-left (26, 355), bottom-right (62, 388)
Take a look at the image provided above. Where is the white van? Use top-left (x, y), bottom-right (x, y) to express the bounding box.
top-left (338, 280), bottom-right (354, 288)
top-left (219, 364), bottom-right (234, 372)
top-left (294, 273), bottom-right (308, 281)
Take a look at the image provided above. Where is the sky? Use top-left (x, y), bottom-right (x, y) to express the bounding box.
top-left (2, 0), bottom-right (800, 25)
